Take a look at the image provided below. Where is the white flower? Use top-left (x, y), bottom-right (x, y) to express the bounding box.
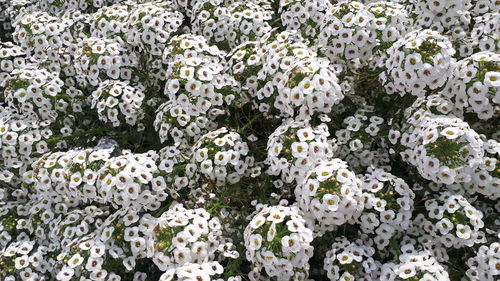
top-left (248, 234), bottom-right (262, 250)
top-left (440, 127), bottom-right (460, 140)
top-left (56, 266), bottom-right (75, 281)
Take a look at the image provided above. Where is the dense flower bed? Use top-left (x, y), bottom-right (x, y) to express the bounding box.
top-left (0, 0), bottom-right (499, 281)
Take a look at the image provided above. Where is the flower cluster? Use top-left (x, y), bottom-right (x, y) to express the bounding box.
top-left (190, 127), bottom-right (258, 187)
top-left (400, 113), bottom-right (484, 185)
top-left (0, 42), bottom-right (25, 86)
top-left (266, 120), bottom-right (334, 185)
top-left (73, 37), bottom-right (138, 87)
top-left (379, 242), bottom-right (451, 281)
top-left (12, 10), bottom-right (73, 62)
top-left (0, 111), bottom-right (51, 187)
top-left (2, 63), bottom-right (64, 120)
top-left (323, 237), bottom-right (378, 281)
top-left (412, 0), bottom-right (472, 38)
top-left (357, 168), bottom-right (415, 250)
top-left (279, 0), bottom-right (332, 43)
top-left (154, 51), bottom-right (238, 146)
top-left (223, 1), bottom-right (273, 49)
top-left (466, 242), bottom-right (500, 280)
top-left (143, 204), bottom-right (231, 271)
top-left (334, 110), bottom-right (391, 173)
top-left (244, 205), bottom-right (314, 281)
top-left (296, 158), bottom-right (363, 233)
top-left (125, 2), bottom-right (184, 57)
top-left (441, 51), bottom-right (499, 120)
top-left (91, 80), bottom-right (146, 127)
top-left (414, 192), bottom-right (486, 248)
top-left (380, 29), bottom-right (456, 97)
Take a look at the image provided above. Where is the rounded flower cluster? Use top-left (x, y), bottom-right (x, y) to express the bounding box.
top-left (3, 63), bottom-right (64, 121)
top-left (24, 148), bottom-right (111, 203)
top-left (190, 0), bottom-right (230, 47)
top-left (96, 151), bottom-right (170, 211)
top-left (54, 207), bottom-right (151, 281)
top-left (380, 29), bottom-right (456, 97)
top-left (89, 2), bottom-right (132, 41)
top-left (190, 127), bottom-right (258, 187)
top-left (318, 1), bottom-right (377, 65)
top-left (295, 159), bottom-right (363, 232)
top-left (334, 111), bottom-right (390, 173)
top-left (317, 1), bottom-right (411, 67)
top-left (144, 204), bottom-right (229, 270)
top-left (441, 51), bottom-right (499, 120)
top-left (279, 0), bottom-right (332, 43)
top-left (277, 55), bottom-right (344, 120)
top-left (412, 0), bottom-right (471, 37)
top-left (470, 12), bottom-right (499, 53)
top-left (224, 1), bottom-right (273, 49)
top-left (323, 237), bottom-right (378, 281)
top-left (73, 37), bottom-right (138, 87)
top-left (156, 145), bottom-right (196, 197)
top-left (125, 2), bottom-right (184, 57)
top-left (12, 10), bottom-right (73, 62)
top-left (379, 242), bottom-right (451, 281)
top-left (0, 112), bottom-right (51, 186)
top-left (400, 113), bottom-right (484, 185)
top-left (154, 41), bottom-right (239, 146)
top-left (226, 30), bottom-right (302, 95)
top-left (25, 148), bottom-right (170, 211)
top-left (466, 242), bottom-right (500, 281)
top-left (266, 120), bottom-right (334, 185)
top-left (414, 192), bottom-right (486, 248)
top-left (466, 139), bottom-right (500, 200)
top-left (357, 168), bottom-right (414, 249)
top-left (91, 80), bottom-right (146, 127)
top-left (0, 42), bottom-right (25, 86)
top-left (244, 205), bottom-right (314, 281)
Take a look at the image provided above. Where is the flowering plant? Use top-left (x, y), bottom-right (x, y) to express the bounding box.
top-left (1, 1), bottom-right (499, 281)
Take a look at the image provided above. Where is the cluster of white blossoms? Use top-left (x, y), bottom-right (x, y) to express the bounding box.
top-left (190, 127), bottom-right (259, 187)
top-left (296, 158), bottom-right (364, 233)
top-left (466, 241), bottom-right (500, 281)
top-left (441, 51), bottom-right (499, 120)
top-left (379, 241), bottom-right (451, 281)
top-left (74, 37), bottom-right (138, 87)
top-left (357, 168), bottom-right (415, 250)
top-left (91, 80), bottom-right (146, 127)
top-left (12, 10), bottom-right (74, 62)
top-left (334, 110), bottom-right (391, 173)
top-left (414, 192), bottom-right (486, 248)
top-left (125, 2), bottom-right (184, 58)
top-left (318, 1), bottom-right (408, 66)
top-left (323, 237), bottom-right (378, 281)
top-left (143, 204), bottom-right (234, 271)
top-left (400, 112), bottom-right (484, 185)
top-left (244, 205), bottom-right (314, 281)
top-left (411, 0), bottom-right (472, 38)
top-left (0, 42), bottom-right (25, 84)
top-left (0, 112), bottom-right (51, 186)
top-left (89, 2), bottom-right (133, 40)
top-left (266, 120), bottom-right (334, 185)
top-left (24, 147), bottom-right (172, 211)
top-left (1, 0), bottom-right (499, 280)
top-left (380, 29), bottom-right (456, 97)
top-left (2, 63), bottom-right (64, 121)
